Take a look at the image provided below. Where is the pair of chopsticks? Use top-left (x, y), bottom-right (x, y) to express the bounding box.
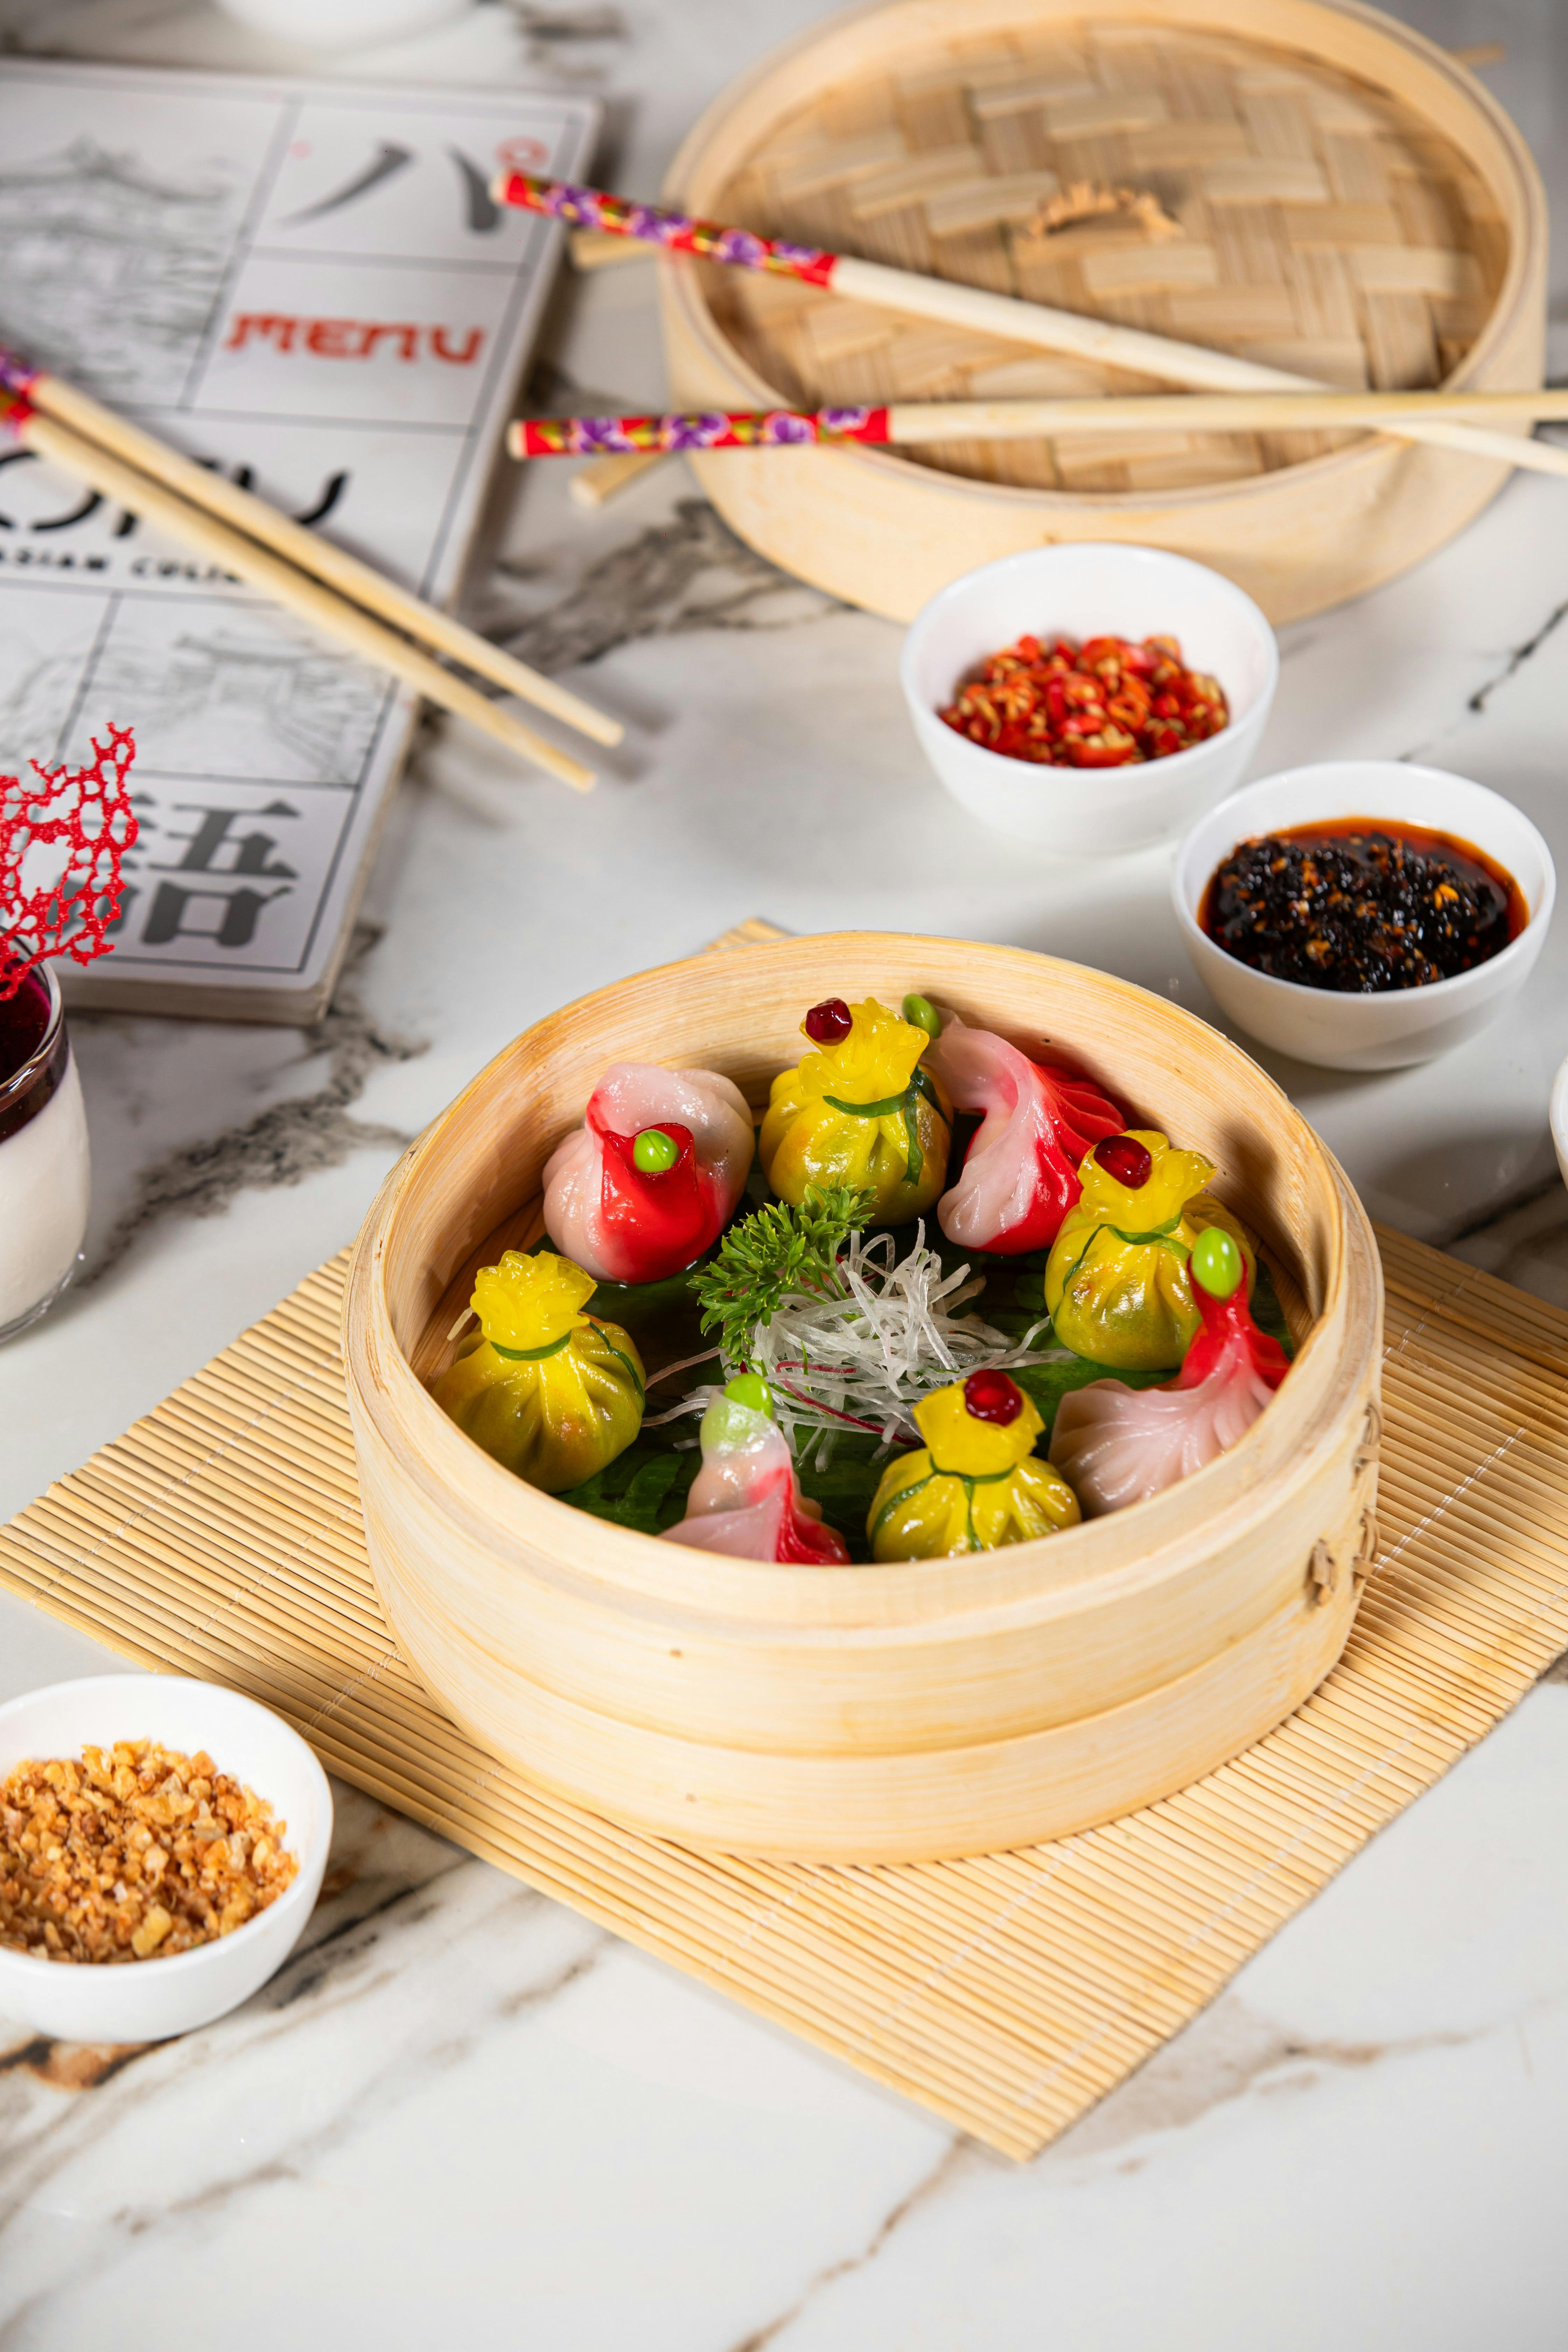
top-left (512, 388), bottom-right (1568, 460)
top-left (0, 357), bottom-right (618, 791)
top-left (495, 172), bottom-right (1568, 482)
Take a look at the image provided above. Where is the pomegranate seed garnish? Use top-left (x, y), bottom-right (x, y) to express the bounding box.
top-left (1094, 1134), bottom-right (1153, 1189)
top-left (804, 997), bottom-right (852, 1045)
top-left (963, 1368), bottom-right (1023, 1425)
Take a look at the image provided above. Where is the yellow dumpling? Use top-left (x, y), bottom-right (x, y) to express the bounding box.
top-left (430, 1249), bottom-right (644, 1493)
top-left (868, 1373), bottom-right (1080, 1561)
top-left (1044, 1130), bottom-right (1255, 1371)
top-left (760, 996), bottom-right (952, 1226)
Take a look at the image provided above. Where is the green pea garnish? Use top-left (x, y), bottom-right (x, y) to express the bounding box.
top-left (724, 1371), bottom-right (773, 1416)
top-left (1190, 1224), bottom-right (1244, 1300)
top-left (632, 1126), bottom-right (679, 1175)
top-left (902, 992), bottom-right (940, 1041)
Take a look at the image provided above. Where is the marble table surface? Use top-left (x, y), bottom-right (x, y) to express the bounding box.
top-left (3, 0), bottom-right (1568, 2343)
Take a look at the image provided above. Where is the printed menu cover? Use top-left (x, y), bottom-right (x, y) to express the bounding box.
top-left (0, 57), bottom-right (597, 1020)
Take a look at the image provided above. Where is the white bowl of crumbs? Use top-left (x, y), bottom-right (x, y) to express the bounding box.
top-left (0, 1675), bottom-right (332, 2043)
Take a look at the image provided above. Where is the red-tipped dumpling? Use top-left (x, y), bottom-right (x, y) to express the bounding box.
top-left (925, 1013), bottom-right (1125, 1254)
top-left (1048, 1230), bottom-right (1289, 1516)
top-left (542, 1063), bottom-right (753, 1285)
top-left (660, 1381), bottom-right (851, 1564)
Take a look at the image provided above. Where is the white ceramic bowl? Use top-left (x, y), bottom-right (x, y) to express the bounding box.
top-left (0, 1676), bottom-right (331, 2043)
top-left (899, 543), bottom-right (1278, 855)
top-left (1550, 1054), bottom-right (1568, 1193)
top-left (1173, 762), bottom-right (1555, 1072)
top-left (215, 0), bottom-right (471, 47)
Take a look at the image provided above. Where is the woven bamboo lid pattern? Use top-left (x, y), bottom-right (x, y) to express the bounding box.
top-left (709, 17), bottom-right (1507, 491)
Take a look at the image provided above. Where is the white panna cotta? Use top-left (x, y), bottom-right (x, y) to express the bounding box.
top-left (0, 968), bottom-right (90, 1340)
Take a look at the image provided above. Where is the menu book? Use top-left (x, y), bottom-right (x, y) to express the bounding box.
top-left (0, 57), bottom-right (597, 1021)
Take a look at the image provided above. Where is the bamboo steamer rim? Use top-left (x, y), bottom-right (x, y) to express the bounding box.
top-left (659, 0), bottom-right (1547, 512)
top-left (346, 932), bottom-right (1359, 1631)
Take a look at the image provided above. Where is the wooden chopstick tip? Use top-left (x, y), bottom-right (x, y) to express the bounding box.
top-left (568, 449), bottom-right (674, 509)
top-left (569, 230), bottom-right (654, 273)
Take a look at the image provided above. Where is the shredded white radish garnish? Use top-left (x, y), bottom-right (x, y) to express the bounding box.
top-left (649, 1223), bottom-right (1067, 1463)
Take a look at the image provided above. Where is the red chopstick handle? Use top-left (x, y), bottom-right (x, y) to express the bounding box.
top-left (494, 171), bottom-right (839, 287)
top-left (0, 345), bottom-right (39, 406)
top-left (510, 408), bottom-right (892, 457)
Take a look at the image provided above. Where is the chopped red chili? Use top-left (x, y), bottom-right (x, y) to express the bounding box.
top-left (939, 632), bottom-right (1228, 769)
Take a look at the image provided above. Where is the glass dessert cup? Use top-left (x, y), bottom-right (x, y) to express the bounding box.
top-left (0, 966), bottom-right (91, 1343)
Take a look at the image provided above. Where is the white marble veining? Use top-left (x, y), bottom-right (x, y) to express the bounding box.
top-left (3, 2), bottom-right (1568, 2344)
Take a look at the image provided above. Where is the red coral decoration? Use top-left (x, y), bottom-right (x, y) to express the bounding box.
top-left (0, 726), bottom-right (138, 1001)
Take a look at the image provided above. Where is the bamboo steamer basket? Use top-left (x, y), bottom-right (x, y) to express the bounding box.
top-left (657, 0), bottom-right (1546, 625)
top-left (343, 934), bottom-right (1381, 1862)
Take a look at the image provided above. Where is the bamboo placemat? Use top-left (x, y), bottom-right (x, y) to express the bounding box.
top-left (3, 1224), bottom-right (1566, 2158)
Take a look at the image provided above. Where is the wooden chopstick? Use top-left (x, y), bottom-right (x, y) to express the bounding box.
top-left (568, 230), bottom-right (653, 272)
top-left (2, 394), bottom-right (596, 792)
top-left (567, 448), bottom-right (674, 508)
top-left (495, 170), bottom-right (1566, 482)
top-left (511, 387), bottom-right (1568, 463)
top-left (0, 350), bottom-right (621, 753)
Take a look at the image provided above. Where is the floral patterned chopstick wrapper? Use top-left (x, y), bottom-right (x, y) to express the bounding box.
top-left (493, 170), bottom-right (841, 285)
top-left (493, 177), bottom-right (887, 459)
top-left (0, 345), bottom-right (39, 398)
top-left (0, 348), bottom-right (40, 432)
top-left (510, 406), bottom-right (892, 457)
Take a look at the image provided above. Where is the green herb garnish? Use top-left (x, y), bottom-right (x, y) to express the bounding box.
top-left (692, 1182), bottom-right (875, 1373)
top-left (558, 1443), bottom-right (698, 1535)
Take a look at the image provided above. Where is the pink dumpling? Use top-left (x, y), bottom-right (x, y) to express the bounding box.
top-left (1049, 1275), bottom-right (1289, 1516)
top-left (661, 1405), bottom-right (850, 1565)
top-left (543, 1062), bottom-right (753, 1284)
top-left (926, 1013), bottom-right (1125, 1254)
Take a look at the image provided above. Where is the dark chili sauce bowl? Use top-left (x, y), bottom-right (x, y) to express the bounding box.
top-left (1171, 764), bottom-right (1554, 1073)
top-left (1198, 817), bottom-right (1528, 993)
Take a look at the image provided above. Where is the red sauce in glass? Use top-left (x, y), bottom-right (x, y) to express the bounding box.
top-left (0, 969), bottom-right (51, 1087)
top-left (0, 969), bottom-right (64, 1144)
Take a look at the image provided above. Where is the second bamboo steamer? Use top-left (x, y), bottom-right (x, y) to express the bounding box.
top-left (657, 0), bottom-right (1545, 624)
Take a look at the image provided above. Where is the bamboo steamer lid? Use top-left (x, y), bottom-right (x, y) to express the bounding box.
top-left (658, 0), bottom-right (1546, 621)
